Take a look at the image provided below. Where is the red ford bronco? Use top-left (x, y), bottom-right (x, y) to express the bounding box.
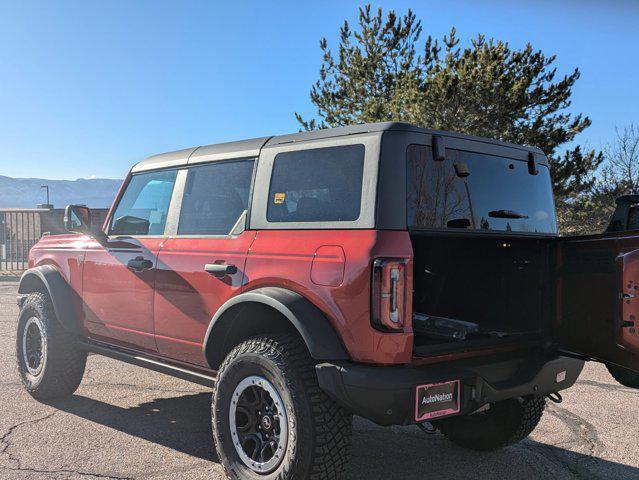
top-left (16, 122), bottom-right (639, 479)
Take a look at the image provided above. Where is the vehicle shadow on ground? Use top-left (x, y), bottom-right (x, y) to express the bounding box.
top-left (348, 421), bottom-right (639, 480)
top-left (49, 393), bottom-right (218, 462)
top-left (49, 392), bottom-right (639, 480)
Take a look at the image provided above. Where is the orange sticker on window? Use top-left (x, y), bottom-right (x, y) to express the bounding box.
top-left (274, 193), bottom-right (286, 204)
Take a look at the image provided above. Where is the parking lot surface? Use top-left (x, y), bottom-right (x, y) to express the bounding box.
top-left (1, 278), bottom-right (638, 479)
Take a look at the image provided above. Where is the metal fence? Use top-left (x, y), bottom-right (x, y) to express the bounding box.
top-left (0, 208), bottom-right (109, 271)
top-left (0, 210), bottom-right (43, 271)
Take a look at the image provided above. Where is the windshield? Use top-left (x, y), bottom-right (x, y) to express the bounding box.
top-left (407, 145), bottom-right (557, 234)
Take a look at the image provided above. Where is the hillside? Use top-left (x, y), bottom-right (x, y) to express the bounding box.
top-left (0, 176), bottom-right (121, 209)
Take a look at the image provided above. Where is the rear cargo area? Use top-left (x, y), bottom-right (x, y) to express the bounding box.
top-left (411, 232), bottom-right (555, 357)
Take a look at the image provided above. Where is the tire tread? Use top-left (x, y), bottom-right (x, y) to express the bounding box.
top-left (17, 292), bottom-right (86, 400)
top-left (213, 333), bottom-right (352, 480)
top-left (607, 364), bottom-right (639, 389)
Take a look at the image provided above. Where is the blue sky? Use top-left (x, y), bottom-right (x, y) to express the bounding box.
top-left (0, 0), bottom-right (637, 180)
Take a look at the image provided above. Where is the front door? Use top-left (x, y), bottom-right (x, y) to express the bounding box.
top-left (82, 169), bottom-right (178, 353)
top-left (153, 159), bottom-right (256, 366)
top-left (558, 233), bottom-right (639, 372)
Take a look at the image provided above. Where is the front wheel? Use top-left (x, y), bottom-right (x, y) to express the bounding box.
top-left (607, 364), bottom-right (639, 389)
top-left (16, 292), bottom-right (87, 400)
top-left (212, 334), bottom-right (352, 480)
top-left (438, 397), bottom-right (546, 451)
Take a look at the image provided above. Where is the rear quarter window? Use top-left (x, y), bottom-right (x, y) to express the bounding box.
top-left (267, 144), bottom-right (365, 223)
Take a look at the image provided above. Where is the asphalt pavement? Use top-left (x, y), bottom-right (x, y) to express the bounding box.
top-left (1, 278), bottom-right (638, 479)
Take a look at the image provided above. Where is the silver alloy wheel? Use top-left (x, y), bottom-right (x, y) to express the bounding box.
top-left (229, 375), bottom-right (289, 473)
top-left (22, 316), bottom-right (46, 376)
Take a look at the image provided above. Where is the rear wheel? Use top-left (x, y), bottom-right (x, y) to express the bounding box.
top-left (607, 364), bottom-right (639, 389)
top-left (16, 292), bottom-right (86, 400)
top-left (438, 397), bottom-right (545, 451)
top-left (212, 334), bottom-right (352, 479)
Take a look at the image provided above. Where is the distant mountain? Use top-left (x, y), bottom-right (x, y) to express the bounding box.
top-left (0, 176), bottom-right (122, 209)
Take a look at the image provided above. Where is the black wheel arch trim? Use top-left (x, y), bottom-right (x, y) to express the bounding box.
top-left (202, 287), bottom-right (349, 369)
top-left (18, 265), bottom-right (80, 333)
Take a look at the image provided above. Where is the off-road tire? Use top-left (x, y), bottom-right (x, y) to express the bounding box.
top-left (16, 292), bottom-right (86, 400)
top-left (438, 397), bottom-right (546, 451)
top-left (212, 333), bottom-right (353, 480)
top-left (607, 364), bottom-right (639, 389)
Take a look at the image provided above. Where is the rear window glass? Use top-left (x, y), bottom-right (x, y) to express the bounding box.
top-left (267, 145), bottom-right (365, 223)
top-left (407, 145), bottom-right (557, 234)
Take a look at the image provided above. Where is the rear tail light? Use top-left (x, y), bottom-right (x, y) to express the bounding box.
top-left (371, 258), bottom-right (408, 332)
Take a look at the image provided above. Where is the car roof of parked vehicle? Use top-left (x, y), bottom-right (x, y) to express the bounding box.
top-left (131, 121), bottom-right (545, 174)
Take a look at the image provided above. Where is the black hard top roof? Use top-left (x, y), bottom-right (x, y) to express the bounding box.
top-left (131, 122), bottom-right (544, 173)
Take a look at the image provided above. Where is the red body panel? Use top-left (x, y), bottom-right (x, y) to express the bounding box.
top-left (82, 237), bottom-right (163, 352)
top-left (620, 249), bottom-right (639, 352)
top-left (153, 232), bottom-right (256, 366)
top-left (28, 229), bottom-right (416, 366)
top-left (243, 230), bottom-right (414, 365)
top-left (29, 234), bottom-right (89, 333)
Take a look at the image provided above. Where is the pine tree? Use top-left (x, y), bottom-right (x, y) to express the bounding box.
top-left (296, 5), bottom-right (602, 227)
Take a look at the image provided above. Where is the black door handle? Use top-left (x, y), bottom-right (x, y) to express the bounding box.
top-left (204, 263), bottom-right (238, 278)
top-left (127, 257), bottom-right (153, 272)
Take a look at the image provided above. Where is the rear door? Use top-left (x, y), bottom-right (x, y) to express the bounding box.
top-left (558, 233), bottom-right (639, 372)
top-left (153, 159), bottom-right (256, 366)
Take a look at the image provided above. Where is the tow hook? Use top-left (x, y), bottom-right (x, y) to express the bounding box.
top-left (417, 422), bottom-right (438, 434)
top-left (547, 392), bottom-right (563, 404)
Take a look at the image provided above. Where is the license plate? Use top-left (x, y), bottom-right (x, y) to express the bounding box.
top-left (415, 380), bottom-right (461, 422)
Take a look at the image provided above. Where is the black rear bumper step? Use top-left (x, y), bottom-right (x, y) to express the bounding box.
top-left (80, 341), bottom-right (216, 388)
top-left (316, 354), bottom-right (584, 426)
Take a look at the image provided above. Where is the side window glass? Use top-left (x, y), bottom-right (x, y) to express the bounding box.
top-left (110, 170), bottom-right (177, 236)
top-left (267, 145), bottom-right (365, 223)
top-left (178, 160), bottom-right (254, 235)
top-left (407, 145), bottom-right (472, 229)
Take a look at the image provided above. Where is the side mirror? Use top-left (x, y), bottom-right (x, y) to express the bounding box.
top-left (64, 205), bottom-right (92, 234)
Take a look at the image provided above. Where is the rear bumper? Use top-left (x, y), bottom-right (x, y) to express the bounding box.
top-left (316, 353), bottom-right (584, 426)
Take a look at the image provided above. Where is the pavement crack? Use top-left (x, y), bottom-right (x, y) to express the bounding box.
top-left (0, 411), bottom-right (57, 455)
top-left (536, 403), bottom-right (608, 480)
top-left (546, 403), bottom-right (604, 456)
top-left (0, 410), bottom-right (133, 479)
